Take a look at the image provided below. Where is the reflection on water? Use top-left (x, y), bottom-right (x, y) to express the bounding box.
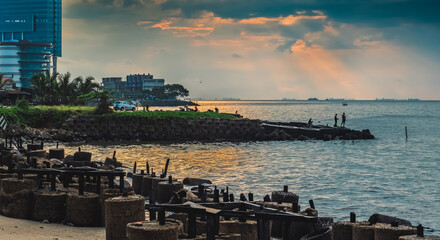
top-left (45, 101), bottom-right (440, 234)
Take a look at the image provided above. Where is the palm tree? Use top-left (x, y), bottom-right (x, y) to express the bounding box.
top-left (58, 72), bottom-right (78, 104)
top-left (30, 70), bottom-right (59, 104)
top-left (74, 76), bottom-right (100, 95)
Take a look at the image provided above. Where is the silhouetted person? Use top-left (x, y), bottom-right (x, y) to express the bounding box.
top-left (195, 106), bottom-right (199, 112)
top-left (215, 107), bottom-right (219, 113)
top-left (341, 112), bottom-right (346, 127)
top-left (334, 114), bottom-right (338, 127)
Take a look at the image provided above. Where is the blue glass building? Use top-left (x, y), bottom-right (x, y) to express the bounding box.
top-left (0, 0), bottom-right (62, 88)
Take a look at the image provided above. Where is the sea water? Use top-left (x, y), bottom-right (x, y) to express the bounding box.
top-left (61, 100), bottom-right (440, 233)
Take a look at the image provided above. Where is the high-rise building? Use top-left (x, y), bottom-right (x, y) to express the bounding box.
top-left (0, 0), bottom-right (62, 88)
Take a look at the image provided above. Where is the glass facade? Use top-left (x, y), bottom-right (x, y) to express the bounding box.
top-left (0, 0), bottom-right (62, 57)
top-left (0, 41), bottom-right (52, 88)
top-left (0, 0), bottom-right (62, 88)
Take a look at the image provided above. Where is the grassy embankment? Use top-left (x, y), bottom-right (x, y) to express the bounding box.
top-left (0, 106), bottom-right (236, 129)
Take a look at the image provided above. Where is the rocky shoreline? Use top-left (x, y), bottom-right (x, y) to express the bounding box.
top-left (6, 116), bottom-right (374, 143)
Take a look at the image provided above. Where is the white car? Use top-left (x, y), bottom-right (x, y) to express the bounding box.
top-left (113, 101), bottom-right (136, 111)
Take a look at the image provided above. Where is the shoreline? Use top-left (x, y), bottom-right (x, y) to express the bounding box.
top-left (0, 214), bottom-right (105, 240)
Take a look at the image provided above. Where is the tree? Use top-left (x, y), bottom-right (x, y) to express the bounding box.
top-left (79, 89), bottom-right (113, 115)
top-left (58, 72), bottom-right (78, 104)
top-left (164, 84), bottom-right (189, 99)
top-left (74, 76), bottom-right (100, 96)
top-left (29, 70), bottom-right (59, 105)
top-left (151, 86), bottom-right (166, 99)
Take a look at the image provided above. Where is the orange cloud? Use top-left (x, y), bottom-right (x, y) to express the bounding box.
top-left (144, 11), bottom-right (327, 38)
top-left (239, 14), bottom-right (326, 25)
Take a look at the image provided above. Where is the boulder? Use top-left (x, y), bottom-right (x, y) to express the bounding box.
top-left (182, 177), bottom-right (212, 186)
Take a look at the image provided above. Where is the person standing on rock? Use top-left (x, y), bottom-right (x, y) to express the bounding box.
top-left (334, 114), bottom-right (338, 127)
top-left (341, 112), bottom-right (346, 127)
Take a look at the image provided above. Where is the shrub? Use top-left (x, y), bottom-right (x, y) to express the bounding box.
top-left (16, 99), bottom-right (30, 110)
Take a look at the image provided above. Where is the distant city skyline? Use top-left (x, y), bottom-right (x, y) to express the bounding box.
top-left (61, 0), bottom-right (440, 100)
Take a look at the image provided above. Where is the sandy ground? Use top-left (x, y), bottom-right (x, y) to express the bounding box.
top-left (0, 215), bottom-right (105, 240)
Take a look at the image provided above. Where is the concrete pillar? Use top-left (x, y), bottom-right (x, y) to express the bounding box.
top-left (66, 192), bottom-right (100, 227)
top-left (374, 223), bottom-right (417, 240)
top-left (105, 195), bottom-right (145, 240)
top-left (132, 173), bottom-right (144, 194)
top-left (332, 221), bottom-right (368, 240)
top-left (168, 213), bottom-right (188, 233)
top-left (0, 178), bottom-right (35, 219)
top-left (100, 188), bottom-right (123, 226)
top-left (219, 220), bottom-right (258, 240)
top-left (32, 190), bottom-right (67, 222)
top-left (353, 223), bottom-right (375, 240)
top-left (49, 148), bottom-right (65, 160)
top-left (126, 219), bottom-right (181, 240)
top-left (157, 181), bottom-right (183, 203)
top-left (140, 175), bottom-right (154, 197)
top-left (151, 177), bottom-right (168, 197)
top-left (197, 220), bottom-right (258, 240)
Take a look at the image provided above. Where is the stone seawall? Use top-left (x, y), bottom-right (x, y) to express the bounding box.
top-left (59, 116), bottom-right (374, 142)
top-left (61, 116), bottom-right (265, 141)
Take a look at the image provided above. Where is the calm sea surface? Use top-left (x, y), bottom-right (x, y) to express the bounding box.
top-left (58, 100), bottom-right (440, 233)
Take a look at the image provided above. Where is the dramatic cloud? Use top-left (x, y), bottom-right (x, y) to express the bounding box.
top-left (59, 0), bottom-right (440, 99)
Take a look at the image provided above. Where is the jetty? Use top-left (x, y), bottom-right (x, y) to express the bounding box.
top-left (0, 143), bottom-right (434, 240)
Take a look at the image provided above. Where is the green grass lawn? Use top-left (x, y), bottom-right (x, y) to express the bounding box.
top-left (0, 105), bottom-right (236, 128)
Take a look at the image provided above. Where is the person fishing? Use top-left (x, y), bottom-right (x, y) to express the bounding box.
top-left (307, 118), bottom-right (313, 127)
top-left (334, 113), bottom-right (338, 127)
top-left (341, 112), bottom-right (346, 127)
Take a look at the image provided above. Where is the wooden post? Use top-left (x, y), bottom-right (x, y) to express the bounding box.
top-left (79, 173), bottom-right (85, 195)
top-left (214, 186), bottom-right (220, 203)
top-left (248, 192), bottom-right (254, 201)
top-left (96, 175), bottom-right (101, 194)
top-left (158, 210), bottom-right (165, 225)
top-left (63, 172), bottom-right (69, 188)
top-left (417, 224), bottom-right (424, 237)
top-left (350, 212), bottom-right (356, 223)
top-left (207, 214), bottom-right (218, 240)
top-left (405, 126), bottom-right (408, 140)
top-left (282, 221), bottom-right (291, 240)
top-left (37, 172), bottom-right (43, 189)
top-left (292, 202), bottom-right (299, 213)
top-left (163, 158), bottom-right (170, 177)
top-left (112, 150), bottom-right (116, 159)
top-left (51, 172), bottom-right (56, 191)
top-left (223, 192), bottom-right (229, 202)
top-left (119, 174), bottom-right (125, 193)
top-left (257, 218), bottom-right (271, 240)
top-left (146, 161), bottom-right (149, 174)
top-left (133, 162), bottom-right (137, 173)
top-left (188, 213), bottom-right (197, 238)
top-left (109, 175), bottom-right (114, 189)
top-left (309, 199), bottom-right (315, 209)
top-left (239, 204), bottom-right (247, 222)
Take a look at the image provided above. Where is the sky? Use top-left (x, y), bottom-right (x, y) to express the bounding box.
top-left (60, 0), bottom-right (440, 100)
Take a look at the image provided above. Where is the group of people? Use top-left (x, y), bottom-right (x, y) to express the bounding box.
top-left (307, 112), bottom-right (346, 128)
top-left (334, 112), bottom-right (346, 127)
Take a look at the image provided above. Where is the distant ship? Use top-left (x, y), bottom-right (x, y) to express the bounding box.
top-left (307, 98), bottom-right (319, 101)
top-left (325, 98), bottom-right (345, 101)
top-left (342, 102), bottom-right (348, 106)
